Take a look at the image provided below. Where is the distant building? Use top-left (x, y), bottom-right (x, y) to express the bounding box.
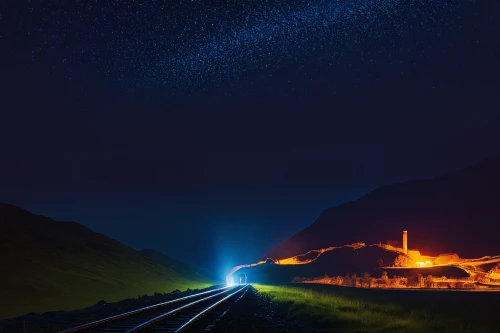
top-left (408, 249), bottom-right (422, 263)
top-left (435, 253), bottom-right (460, 265)
top-left (403, 230), bottom-right (408, 254)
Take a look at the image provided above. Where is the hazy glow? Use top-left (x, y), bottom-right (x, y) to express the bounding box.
top-left (226, 275), bottom-right (234, 287)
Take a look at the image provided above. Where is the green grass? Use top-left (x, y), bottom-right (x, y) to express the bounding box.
top-left (0, 206), bottom-right (216, 320)
top-left (1, 251), bottom-right (213, 320)
top-left (254, 284), bottom-right (500, 333)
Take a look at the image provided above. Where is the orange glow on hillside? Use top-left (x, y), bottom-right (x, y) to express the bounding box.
top-left (227, 230), bottom-right (500, 290)
top-left (227, 243), bottom-right (366, 280)
top-left (227, 240), bottom-right (500, 289)
top-left (227, 260), bottom-right (267, 276)
top-left (278, 243), bottom-right (365, 265)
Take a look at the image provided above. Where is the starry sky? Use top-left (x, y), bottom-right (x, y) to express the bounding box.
top-left (1, 0), bottom-right (499, 278)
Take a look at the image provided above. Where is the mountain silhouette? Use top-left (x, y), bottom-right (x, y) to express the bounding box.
top-left (268, 155), bottom-right (500, 260)
top-left (0, 203), bottom-right (214, 319)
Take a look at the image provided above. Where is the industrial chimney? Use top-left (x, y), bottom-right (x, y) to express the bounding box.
top-left (402, 230), bottom-right (408, 254)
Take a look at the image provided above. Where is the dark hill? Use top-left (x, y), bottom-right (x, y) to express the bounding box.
top-left (268, 155), bottom-right (500, 260)
top-left (237, 245), bottom-right (405, 284)
top-left (139, 249), bottom-right (218, 283)
top-left (0, 203), bottom-right (214, 319)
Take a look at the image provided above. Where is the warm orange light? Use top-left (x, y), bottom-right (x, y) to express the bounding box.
top-left (277, 244), bottom-right (363, 266)
top-left (228, 240), bottom-right (500, 290)
top-left (228, 243), bottom-right (366, 280)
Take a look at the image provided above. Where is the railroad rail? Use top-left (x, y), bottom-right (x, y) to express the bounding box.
top-left (60, 285), bottom-right (248, 333)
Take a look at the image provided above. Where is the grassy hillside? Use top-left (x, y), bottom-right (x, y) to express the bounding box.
top-left (0, 203), bottom-right (214, 319)
top-left (139, 249), bottom-right (218, 283)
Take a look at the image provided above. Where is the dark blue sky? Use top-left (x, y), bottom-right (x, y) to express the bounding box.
top-left (1, 0), bottom-right (499, 278)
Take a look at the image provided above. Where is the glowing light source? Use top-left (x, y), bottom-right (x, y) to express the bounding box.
top-left (226, 275), bottom-right (234, 287)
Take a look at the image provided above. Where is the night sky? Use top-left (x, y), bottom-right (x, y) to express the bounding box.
top-left (1, 0), bottom-right (499, 278)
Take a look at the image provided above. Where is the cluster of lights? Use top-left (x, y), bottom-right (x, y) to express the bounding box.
top-left (416, 260), bottom-right (432, 267)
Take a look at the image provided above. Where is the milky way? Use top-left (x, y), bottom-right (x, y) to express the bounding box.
top-left (4, 0), bottom-right (459, 92)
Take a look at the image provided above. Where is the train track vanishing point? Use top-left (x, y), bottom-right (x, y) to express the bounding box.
top-left (60, 285), bottom-right (249, 333)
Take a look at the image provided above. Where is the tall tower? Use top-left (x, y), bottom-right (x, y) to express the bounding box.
top-left (402, 230), bottom-right (408, 254)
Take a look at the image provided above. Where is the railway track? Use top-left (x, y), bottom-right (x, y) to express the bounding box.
top-left (60, 285), bottom-right (248, 333)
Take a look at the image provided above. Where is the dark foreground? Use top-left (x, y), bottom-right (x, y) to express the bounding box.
top-left (254, 284), bottom-right (500, 333)
top-left (0, 286), bottom-right (225, 333)
top-left (2, 284), bottom-right (499, 332)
